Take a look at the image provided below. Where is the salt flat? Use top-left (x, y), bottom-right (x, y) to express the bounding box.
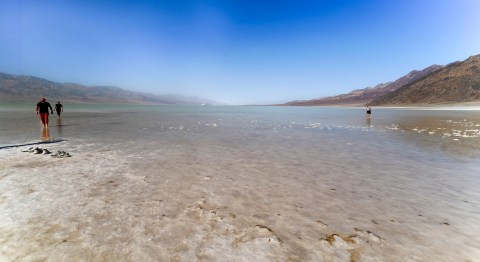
top-left (1, 105), bottom-right (480, 261)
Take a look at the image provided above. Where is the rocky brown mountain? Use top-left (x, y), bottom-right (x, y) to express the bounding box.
top-left (371, 55), bottom-right (480, 105)
top-left (284, 82), bottom-right (391, 106)
top-left (284, 64), bottom-right (443, 106)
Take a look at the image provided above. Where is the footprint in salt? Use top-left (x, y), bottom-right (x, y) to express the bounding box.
top-left (354, 228), bottom-right (384, 244)
top-left (316, 220), bottom-right (328, 228)
top-left (315, 224), bottom-right (387, 261)
top-left (233, 225), bottom-right (282, 246)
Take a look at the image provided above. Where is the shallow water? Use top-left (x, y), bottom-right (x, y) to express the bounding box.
top-left (1, 104), bottom-right (480, 261)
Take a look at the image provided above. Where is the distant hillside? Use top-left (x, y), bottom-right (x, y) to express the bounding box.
top-left (371, 55), bottom-right (480, 105)
top-left (284, 82), bottom-right (391, 106)
top-left (0, 72), bottom-right (222, 105)
top-left (284, 64), bottom-right (443, 106)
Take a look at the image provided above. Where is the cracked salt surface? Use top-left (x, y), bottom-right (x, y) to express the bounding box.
top-left (1, 105), bottom-right (480, 261)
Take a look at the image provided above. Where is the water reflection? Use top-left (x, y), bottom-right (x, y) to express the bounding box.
top-left (366, 115), bottom-right (371, 128)
top-left (393, 115), bottom-right (480, 138)
top-left (57, 118), bottom-right (63, 137)
top-left (381, 111), bottom-right (480, 157)
top-left (41, 126), bottom-right (51, 141)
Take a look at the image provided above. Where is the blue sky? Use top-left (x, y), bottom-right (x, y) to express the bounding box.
top-left (1, 0), bottom-right (479, 104)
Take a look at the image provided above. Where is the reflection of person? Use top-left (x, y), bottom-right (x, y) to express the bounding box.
top-left (36, 98), bottom-right (53, 127)
top-left (55, 101), bottom-right (63, 117)
top-left (41, 125), bottom-right (50, 141)
top-left (366, 105), bottom-right (372, 115)
top-left (56, 118), bottom-right (63, 136)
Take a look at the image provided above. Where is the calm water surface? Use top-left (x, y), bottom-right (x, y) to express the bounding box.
top-left (1, 104), bottom-right (480, 158)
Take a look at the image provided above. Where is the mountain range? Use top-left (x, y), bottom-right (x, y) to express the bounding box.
top-left (2, 54), bottom-right (480, 106)
top-left (284, 54), bottom-right (480, 106)
top-left (0, 73), bottom-right (221, 105)
top-left (371, 55), bottom-right (480, 105)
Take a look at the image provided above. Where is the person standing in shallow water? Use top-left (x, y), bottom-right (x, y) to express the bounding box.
top-left (366, 104), bottom-right (372, 115)
top-left (55, 101), bottom-right (63, 118)
top-left (36, 98), bottom-right (53, 127)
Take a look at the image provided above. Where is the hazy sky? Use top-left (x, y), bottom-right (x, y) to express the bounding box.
top-left (1, 0), bottom-right (480, 104)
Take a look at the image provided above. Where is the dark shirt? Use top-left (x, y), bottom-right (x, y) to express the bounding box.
top-left (55, 104), bottom-right (63, 112)
top-left (37, 102), bottom-right (53, 114)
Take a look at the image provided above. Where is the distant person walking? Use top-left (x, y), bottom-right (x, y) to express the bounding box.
top-left (366, 105), bottom-right (372, 115)
top-left (55, 101), bottom-right (63, 118)
top-left (36, 97), bottom-right (53, 127)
